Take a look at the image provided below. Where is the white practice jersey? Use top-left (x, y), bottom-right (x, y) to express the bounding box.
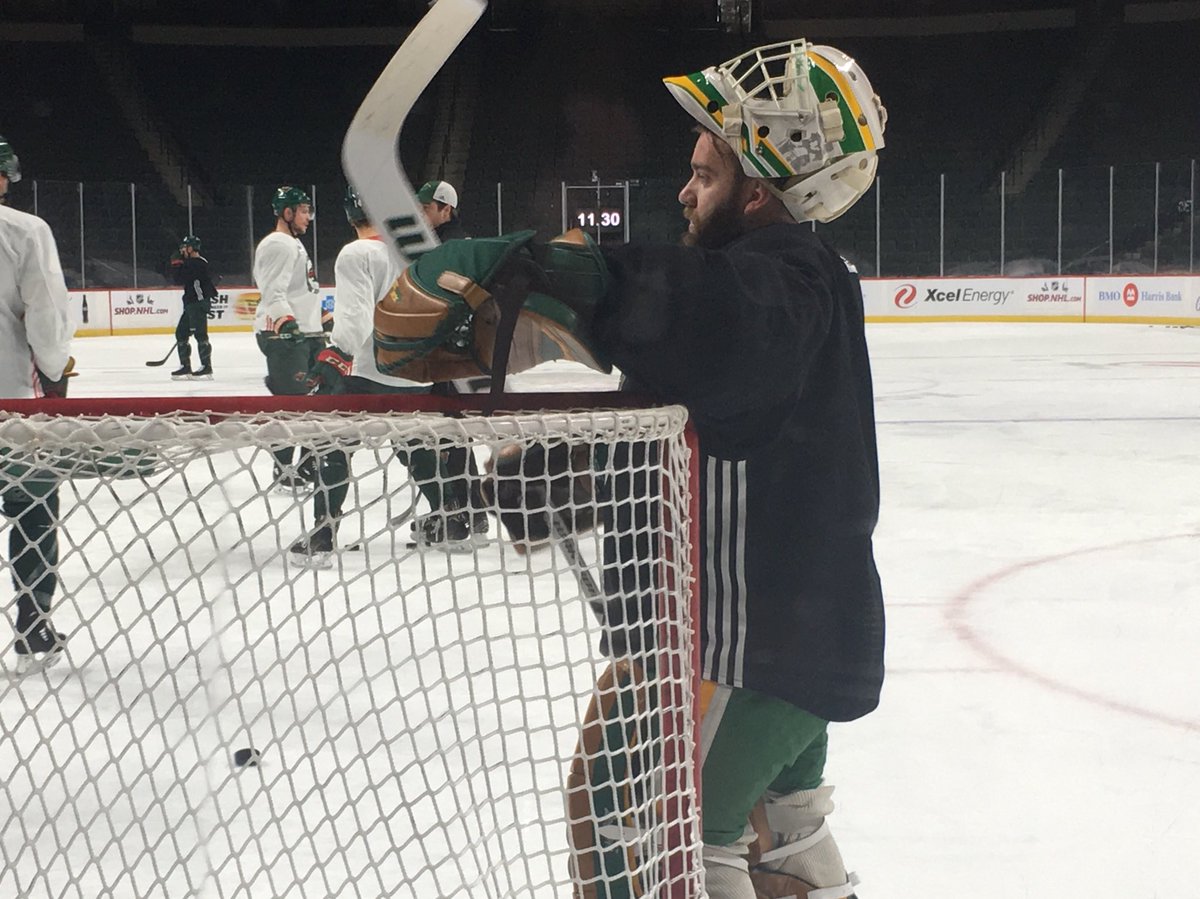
top-left (252, 230), bottom-right (322, 334)
top-left (0, 204), bottom-right (73, 398)
top-left (331, 236), bottom-right (428, 388)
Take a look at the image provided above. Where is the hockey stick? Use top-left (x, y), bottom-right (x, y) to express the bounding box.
top-left (148, 330), bottom-right (316, 367)
top-left (344, 493), bottom-right (421, 552)
top-left (144, 343), bottom-right (178, 367)
top-left (549, 512), bottom-right (606, 626)
top-left (342, 0), bottom-right (486, 274)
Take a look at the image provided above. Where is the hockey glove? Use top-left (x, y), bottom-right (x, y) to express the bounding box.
top-left (482, 441), bottom-right (599, 552)
top-left (274, 316), bottom-right (300, 338)
top-left (302, 346), bottom-right (353, 394)
top-left (373, 229), bottom-right (612, 384)
top-left (37, 356), bottom-right (77, 398)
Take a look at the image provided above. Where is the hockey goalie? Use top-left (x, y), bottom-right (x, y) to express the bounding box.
top-left (352, 12), bottom-right (886, 897)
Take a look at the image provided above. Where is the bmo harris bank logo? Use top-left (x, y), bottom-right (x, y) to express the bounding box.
top-left (1097, 282), bottom-right (1183, 308)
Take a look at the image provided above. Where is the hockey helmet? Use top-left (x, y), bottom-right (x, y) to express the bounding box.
top-left (180, 234), bottom-right (202, 251)
top-left (343, 184), bottom-right (369, 225)
top-left (271, 185), bottom-right (313, 218)
top-left (664, 40), bottom-right (886, 223)
top-left (0, 134), bottom-right (21, 183)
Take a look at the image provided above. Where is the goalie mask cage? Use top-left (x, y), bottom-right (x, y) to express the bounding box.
top-left (0, 394), bottom-right (702, 899)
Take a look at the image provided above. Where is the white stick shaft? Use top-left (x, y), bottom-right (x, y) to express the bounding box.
top-left (341, 0), bottom-right (486, 272)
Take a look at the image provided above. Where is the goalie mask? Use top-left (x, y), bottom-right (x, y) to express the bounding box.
top-left (664, 40), bottom-right (886, 223)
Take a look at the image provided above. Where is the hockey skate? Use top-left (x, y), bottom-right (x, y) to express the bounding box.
top-left (289, 525), bottom-right (336, 570)
top-left (170, 365), bottom-right (192, 380)
top-left (272, 462), bottom-right (315, 495)
top-left (190, 365), bottom-right (214, 380)
top-left (12, 601), bottom-right (67, 675)
top-left (410, 508), bottom-right (489, 553)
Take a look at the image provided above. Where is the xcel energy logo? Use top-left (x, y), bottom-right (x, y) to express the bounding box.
top-left (893, 284), bottom-right (917, 309)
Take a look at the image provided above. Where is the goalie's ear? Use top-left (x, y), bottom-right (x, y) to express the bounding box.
top-left (741, 178), bottom-right (778, 219)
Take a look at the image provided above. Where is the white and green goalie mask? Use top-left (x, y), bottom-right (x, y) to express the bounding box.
top-left (664, 40), bottom-right (887, 223)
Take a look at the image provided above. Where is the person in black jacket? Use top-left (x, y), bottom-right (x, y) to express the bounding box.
top-left (416, 179), bottom-right (467, 242)
top-left (386, 39), bottom-right (887, 899)
top-left (169, 234), bottom-right (218, 380)
top-left (587, 42), bottom-right (887, 899)
top-left (413, 178), bottom-right (489, 548)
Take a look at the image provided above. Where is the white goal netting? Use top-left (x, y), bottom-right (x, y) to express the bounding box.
top-left (0, 399), bottom-right (701, 899)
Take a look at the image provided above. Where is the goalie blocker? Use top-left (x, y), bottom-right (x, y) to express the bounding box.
top-left (482, 441), bottom-right (602, 552)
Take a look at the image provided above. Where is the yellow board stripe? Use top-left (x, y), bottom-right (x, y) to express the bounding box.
top-left (809, 54), bottom-right (875, 151)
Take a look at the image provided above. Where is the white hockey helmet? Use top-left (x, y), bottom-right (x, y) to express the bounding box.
top-left (664, 40), bottom-right (886, 223)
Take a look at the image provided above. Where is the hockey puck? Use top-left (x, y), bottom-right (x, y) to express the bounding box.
top-left (233, 747), bottom-right (262, 768)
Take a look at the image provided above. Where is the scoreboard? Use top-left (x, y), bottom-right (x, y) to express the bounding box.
top-left (562, 177), bottom-right (631, 244)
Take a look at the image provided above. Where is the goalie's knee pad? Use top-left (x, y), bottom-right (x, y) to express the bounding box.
top-left (749, 785), bottom-right (860, 899)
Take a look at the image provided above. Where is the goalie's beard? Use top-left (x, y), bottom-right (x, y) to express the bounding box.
top-left (681, 192), bottom-right (748, 250)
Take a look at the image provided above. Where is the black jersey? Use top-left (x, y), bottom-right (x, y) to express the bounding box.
top-left (176, 255), bottom-right (217, 304)
top-left (594, 223), bottom-right (884, 722)
top-left (435, 218), bottom-right (468, 242)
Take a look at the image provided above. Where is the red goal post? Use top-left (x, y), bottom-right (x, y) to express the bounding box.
top-left (0, 392), bottom-right (702, 899)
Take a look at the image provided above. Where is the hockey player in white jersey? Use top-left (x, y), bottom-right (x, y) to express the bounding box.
top-left (253, 185), bottom-right (325, 491)
top-left (0, 134), bottom-right (75, 670)
top-left (291, 186), bottom-right (471, 564)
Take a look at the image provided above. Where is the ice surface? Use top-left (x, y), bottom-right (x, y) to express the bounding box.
top-left (2, 324), bottom-right (1198, 898)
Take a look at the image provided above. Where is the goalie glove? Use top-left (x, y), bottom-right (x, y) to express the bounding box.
top-left (37, 356), bottom-right (77, 398)
top-left (482, 441), bottom-right (600, 551)
top-left (373, 229), bottom-right (613, 384)
top-left (302, 346), bottom-right (353, 395)
top-left (273, 316), bottom-right (300, 338)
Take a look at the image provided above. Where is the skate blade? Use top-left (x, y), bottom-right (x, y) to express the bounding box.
top-left (188, 373), bottom-right (214, 380)
top-left (11, 647), bottom-right (66, 676)
top-left (291, 549), bottom-right (334, 570)
top-left (170, 374), bottom-right (192, 381)
top-left (271, 482), bottom-right (315, 496)
top-left (405, 536), bottom-right (489, 554)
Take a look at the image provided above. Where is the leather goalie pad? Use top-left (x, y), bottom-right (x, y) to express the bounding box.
top-left (373, 263), bottom-right (607, 384)
top-left (567, 659), bottom-right (660, 899)
top-left (481, 441), bottom-right (598, 553)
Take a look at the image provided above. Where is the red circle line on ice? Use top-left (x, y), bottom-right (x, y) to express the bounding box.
top-left (945, 532), bottom-right (1200, 732)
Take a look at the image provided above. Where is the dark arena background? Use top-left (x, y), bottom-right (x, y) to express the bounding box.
top-left (1, 0), bottom-right (1196, 285)
top-left (3, 5), bottom-right (1200, 899)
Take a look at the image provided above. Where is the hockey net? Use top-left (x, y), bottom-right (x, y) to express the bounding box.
top-left (0, 395), bottom-right (701, 899)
